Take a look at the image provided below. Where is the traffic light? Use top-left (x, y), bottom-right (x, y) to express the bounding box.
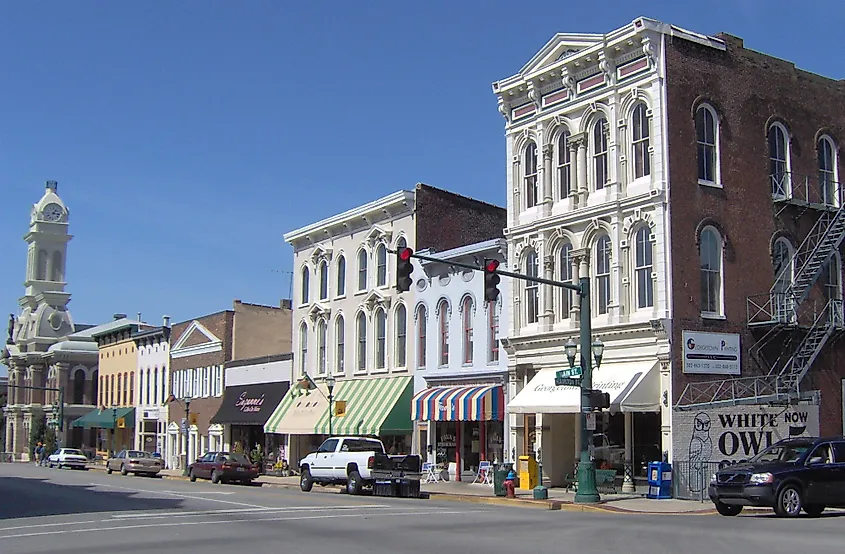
top-left (396, 247), bottom-right (414, 292)
top-left (484, 258), bottom-right (501, 302)
top-left (589, 389), bottom-right (610, 411)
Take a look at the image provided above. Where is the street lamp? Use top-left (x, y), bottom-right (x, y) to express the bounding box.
top-left (326, 375), bottom-right (336, 437)
top-left (167, 394), bottom-right (192, 476)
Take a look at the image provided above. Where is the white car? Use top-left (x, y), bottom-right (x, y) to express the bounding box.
top-left (47, 448), bottom-right (89, 470)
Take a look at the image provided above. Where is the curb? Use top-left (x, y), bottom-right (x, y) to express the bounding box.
top-left (83, 466), bottom-right (718, 515)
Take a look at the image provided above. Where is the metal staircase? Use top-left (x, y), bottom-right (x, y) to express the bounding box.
top-left (678, 178), bottom-right (845, 410)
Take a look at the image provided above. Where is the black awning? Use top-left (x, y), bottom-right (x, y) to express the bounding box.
top-left (210, 381), bottom-right (290, 426)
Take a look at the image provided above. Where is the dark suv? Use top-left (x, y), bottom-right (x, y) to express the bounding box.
top-left (709, 436), bottom-right (845, 517)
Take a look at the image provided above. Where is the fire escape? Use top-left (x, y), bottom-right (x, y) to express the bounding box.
top-left (677, 172), bottom-right (845, 409)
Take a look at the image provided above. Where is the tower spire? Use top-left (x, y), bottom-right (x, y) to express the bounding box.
top-left (46, 180), bottom-right (57, 192)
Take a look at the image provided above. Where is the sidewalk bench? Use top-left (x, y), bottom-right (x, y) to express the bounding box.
top-left (564, 469), bottom-right (618, 494)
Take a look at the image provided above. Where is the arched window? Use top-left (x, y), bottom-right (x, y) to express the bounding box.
top-left (417, 305), bottom-right (427, 368)
top-left (769, 123), bottom-right (790, 198)
top-left (772, 237), bottom-right (793, 321)
top-left (595, 235), bottom-right (612, 315)
top-left (116, 373), bottom-right (121, 406)
top-left (152, 368), bottom-right (158, 405)
top-left (524, 141), bottom-right (539, 208)
top-left (438, 300), bottom-right (450, 366)
top-left (110, 374), bottom-right (115, 405)
top-left (558, 131), bottom-right (572, 199)
top-left (593, 118), bottom-right (608, 189)
top-left (91, 369), bottom-right (98, 406)
top-left (700, 227), bottom-right (723, 316)
top-left (695, 104), bottom-right (718, 183)
top-left (357, 250), bottom-right (368, 291)
top-left (632, 104), bottom-right (651, 179)
top-left (822, 254), bottom-right (842, 303)
top-left (488, 299), bottom-right (500, 363)
top-left (319, 261), bottom-right (329, 300)
top-left (462, 297), bottom-right (474, 364)
top-left (395, 304), bottom-right (407, 367)
top-left (635, 227), bottom-right (654, 309)
top-left (525, 251), bottom-right (540, 324)
top-left (129, 371), bottom-right (134, 405)
top-left (146, 368), bottom-right (152, 405)
top-left (818, 137), bottom-right (837, 206)
top-left (376, 244), bottom-right (388, 287)
top-left (72, 368), bottom-right (85, 405)
top-left (335, 316), bottom-right (345, 374)
top-left (356, 312), bottom-right (367, 371)
top-left (300, 266), bottom-right (310, 305)
top-left (299, 322), bottom-right (308, 375)
top-left (336, 255), bottom-right (347, 297)
top-left (559, 242), bottom-right (573, 320)
top-left (375, 308), bottom-right (387, 369)
top-left (51, 252), bottom-right (63, 282)
top-left (396, 236), bottom-right (408, 252)
top-left (317, 319), bottom-right (327, 375)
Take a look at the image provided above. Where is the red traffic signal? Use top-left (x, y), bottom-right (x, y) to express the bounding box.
top-left (485, 259), bottom-right (500, 273)
top-left (396, 248), bottom-right (414, 292)
top-left (399, 247), bottom-right (413, 261)
top-left (483, 258), bottom-right (501, 302)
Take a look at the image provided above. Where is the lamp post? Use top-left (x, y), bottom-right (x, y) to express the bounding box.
top-left (326, 375), bottom-right (336, 437)
top-left (101, 405), bottom-right (117, 456)
top-left (565, 280), bottom-right (606, 504)
top-left (183, 398), bottom-right (191, 476)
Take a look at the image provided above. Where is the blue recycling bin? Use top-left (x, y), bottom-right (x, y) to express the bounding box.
top-left (647, 461), bottom-right (672, 499)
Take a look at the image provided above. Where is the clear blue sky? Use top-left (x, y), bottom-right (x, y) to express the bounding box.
top-left (1, 1), bottom-right (842, 331)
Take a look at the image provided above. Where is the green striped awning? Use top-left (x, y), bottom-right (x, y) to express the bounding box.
top-left (264, 383), bottom-right (330, 435)
top-left (72, 407), bottom-right (135, 429)
top-left (314, 376), bottom-right (413, 436)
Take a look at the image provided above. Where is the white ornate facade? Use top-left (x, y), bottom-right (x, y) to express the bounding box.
top-left (133, 320), bottom-right (171, 454)
top-left (494, 18), bottom-right (674, 486)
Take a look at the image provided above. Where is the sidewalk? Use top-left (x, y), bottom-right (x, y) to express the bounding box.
top-left (85, 463), bottom-right (720, 515)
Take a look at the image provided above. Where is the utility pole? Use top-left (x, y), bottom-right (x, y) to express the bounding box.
top-left (391, 247), bottom-right (603, 503)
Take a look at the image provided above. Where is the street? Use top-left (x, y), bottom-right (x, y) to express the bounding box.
top-left (0, 463), bottom-right (842, 554)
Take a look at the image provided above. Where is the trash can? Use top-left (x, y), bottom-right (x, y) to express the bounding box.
top-left (647, 461), bottom-right (672, 499)
top-left (493, 463), bottom-right (514, 497)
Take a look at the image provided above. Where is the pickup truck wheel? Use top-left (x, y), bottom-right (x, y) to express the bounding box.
top-left (300, 468), bottom-right (314, 492)
top-left (775, 485), bottom-right (803, 518)
top-left (714, 501), bottom-right (743, 516)
top-left (346, 470), bottom-right (363, 495)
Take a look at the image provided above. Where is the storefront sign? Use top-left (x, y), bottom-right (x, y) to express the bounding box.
top-left (235, 392), bottom-right (265, 413)
top-left (682, 331), bottom-right (741, 375)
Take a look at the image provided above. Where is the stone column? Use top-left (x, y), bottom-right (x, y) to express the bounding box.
top-left (542, 249), bottom-right (555, 331)
top-left (4, 417), bottom-right (13, 454)
top-left (570, 249), bottom-right (589, 326)
top-left (567, 140), bottom-right (578, 201)
top-left (13, 413), bottom-right (25, 454)
top-left (622, 412), bottom-right (636, 492)
top-left (511, 157), bottom-right (521, 226)
top-left (573, 133), bottom-right (588, 207)
top-left (542, 143), bottom-right (554, 217)
top-left (31, 365), bottom-right (45, 405)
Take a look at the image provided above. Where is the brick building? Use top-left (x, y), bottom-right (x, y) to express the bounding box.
top-left (493, 16), bottom-right (844, 493)
top-left (165, 300), bottom-right (292, 470)
top-left (271, 183), bottom-right (506, 465)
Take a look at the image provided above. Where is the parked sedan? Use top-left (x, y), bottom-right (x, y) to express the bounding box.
top-left (47, 448), bottom-right (88, 470)
top-left (106, 449), bottom-right (163, 476)
top-left (188, 452), bottom-right (259, 484)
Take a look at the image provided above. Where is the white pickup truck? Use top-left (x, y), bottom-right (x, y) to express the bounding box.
top-left (299, 436), bottom-right (421, 496)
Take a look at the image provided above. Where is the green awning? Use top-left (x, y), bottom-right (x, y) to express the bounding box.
top-left (314, 376), bottom-right (412, 436)
top-left (71, 407), bottom-right (135, 429)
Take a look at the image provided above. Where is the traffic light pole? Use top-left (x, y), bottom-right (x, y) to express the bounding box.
top-left (392, 247), bottom-right (601, 502)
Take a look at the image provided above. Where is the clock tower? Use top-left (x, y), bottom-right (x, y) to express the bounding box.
top-left (13, 180), bottom-right (75, 348)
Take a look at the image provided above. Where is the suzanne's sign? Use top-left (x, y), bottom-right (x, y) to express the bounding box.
top-left (235, 391), bottom-right (265, 413)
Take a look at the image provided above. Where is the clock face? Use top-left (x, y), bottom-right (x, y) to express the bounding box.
top-left (42, 203), bottom-right (63, 222)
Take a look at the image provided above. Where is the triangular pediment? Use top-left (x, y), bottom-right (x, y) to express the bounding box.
top-left (307, 303), bottom-right (332, 322)
top-left (365, 225), bottom-right (393, 248)
top-left (172, 320), bottom-right (221, 351)
top-left (363, 289), bottom-right (391, 311)
top-left (519, 33), bottom-right (602, 76)
top-left (310, 245), bottom-right (333, 265)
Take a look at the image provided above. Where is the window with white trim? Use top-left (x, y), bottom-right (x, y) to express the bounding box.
top-left (818, 136), bottom-right (837, 206)
top-left (300, 265), bottom-right (310, 305)
top-left (336, 255), bottom-right (346, 296)
top-left (375, 308), bottom-right (387, 369)
top-left (417, 305), bottom-right (427, 368)
top-left (635, 227), bottom-right (653, 309)
top-left (356, 312), bottom-right (367, 371)
top-left (376, 244), bottom-right (388, 287)
top-left (772, 237), bottom-right (793, 321)
top-left (559, 242), bottom-right (573, 320)
top-left (335, 315), bottom-right (345, 373)
top-left (319, 261), bottom-right (329, 300)
top-left (462, 296), bottom-right (474, 364)
top-left (524, 141), bottom-right (539, 208)
top-left (557, 131), bottom-right (572, 199)
top-left (299, 322), bottom-right (308, 375)
top-left (769, 123), bottom-right (790, 198)
top-left (631, 103), bottom-right (651, 179)
top-left (488, 300), bottom-right (500, 363)
top-left (695, 104), bottom-right (718, 184)
top-left (317, 319), bottom-right (327, 375)
top-left (438, 300), bottom-right (449, 366)
top-left (700, 227), bottom-right (723, 316)
top-left (593, 118), bottom-right (608, 189)
top-left (395, 304), bottom-right (407, 367)
top-left (357, 250), bottom-right (368, 291)
top-left (595, 235), bottom-right (611, 315)
top-left (525, 250), bottom-right (539, 324)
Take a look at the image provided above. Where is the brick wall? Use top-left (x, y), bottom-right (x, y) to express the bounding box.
top-left (664, 33), bottom-right (845, 428)
top-left (414, 183), bottom-right (507, 252)
top-left (231, 300), bottom-right (293, 361)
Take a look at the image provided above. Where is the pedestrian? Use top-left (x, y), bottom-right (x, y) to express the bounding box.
top-left (34, 442), bottom-right (41, 464)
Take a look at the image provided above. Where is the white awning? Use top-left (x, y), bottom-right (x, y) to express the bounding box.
top-left (507, 360), bottom-right (660, 414)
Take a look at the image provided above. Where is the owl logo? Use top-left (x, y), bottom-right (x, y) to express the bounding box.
top-left (688, 412), bottom-right (713, 493)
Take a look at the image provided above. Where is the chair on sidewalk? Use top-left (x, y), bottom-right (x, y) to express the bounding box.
top-left (422, 462), bottom-right (440, 484)
top-left (472, 461), bottom-right (493, 486)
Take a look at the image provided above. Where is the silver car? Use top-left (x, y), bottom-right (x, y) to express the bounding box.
top-left (106, 449), bottom-right (162, 476)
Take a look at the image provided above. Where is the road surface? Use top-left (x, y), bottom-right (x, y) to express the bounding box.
top-left (0, 463), bottom-right (841, 554)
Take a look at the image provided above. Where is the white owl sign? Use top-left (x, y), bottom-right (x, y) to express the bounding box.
top-left (675, 404), bottom-right (820, 467)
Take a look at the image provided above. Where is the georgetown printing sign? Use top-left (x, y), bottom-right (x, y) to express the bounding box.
top-left (682, 331), bottom-right (741, 375)
top-left (674, 404), bottom-right (819, 492)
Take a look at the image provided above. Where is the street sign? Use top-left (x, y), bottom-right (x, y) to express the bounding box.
top-left (555, 376), bottom-right (581, 387)
top-left (586, 412), bottom-right (597, 431)
top-left (557, 366), bottom-right (582, 378)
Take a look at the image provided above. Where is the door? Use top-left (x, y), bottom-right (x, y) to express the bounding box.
top-left (314, 438), bottom-right (338, 477)
top-left (804, 443), bottom-right (836, 506)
